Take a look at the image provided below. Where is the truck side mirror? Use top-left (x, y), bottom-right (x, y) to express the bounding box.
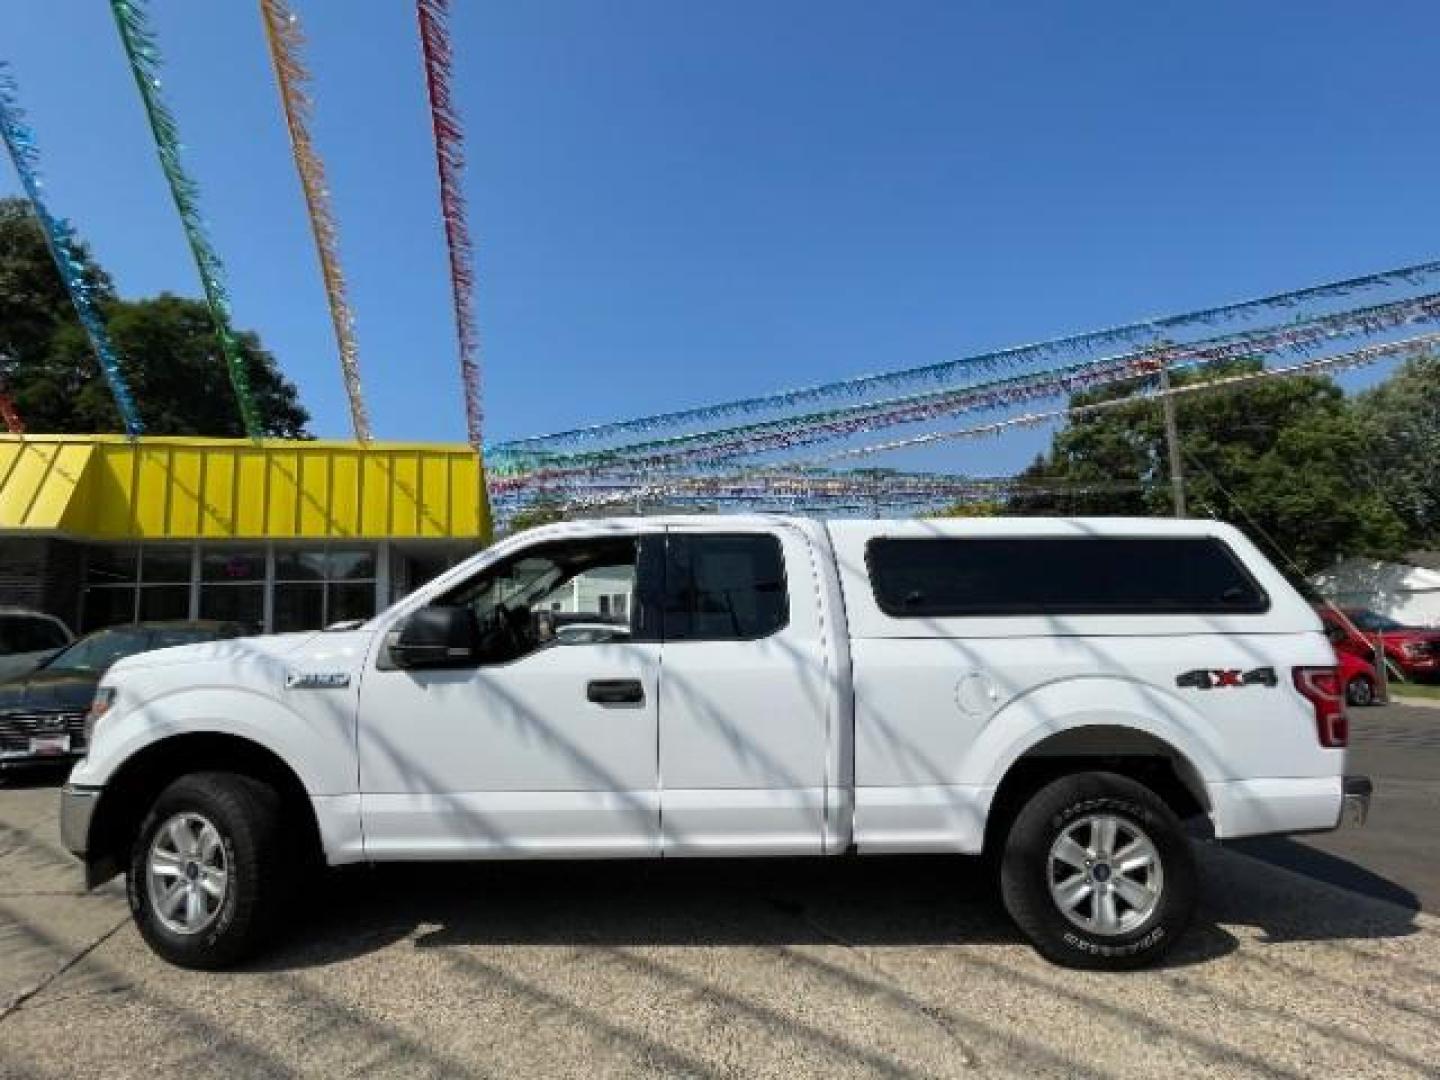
top-left (391, 606), bottom-right (481, 669)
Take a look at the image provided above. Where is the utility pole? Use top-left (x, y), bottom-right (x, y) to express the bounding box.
top-left (1157, 360), bottom-right (1187, 518)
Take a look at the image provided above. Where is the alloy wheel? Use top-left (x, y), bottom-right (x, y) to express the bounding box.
top-left (146, 812), bottom-right (229, 935)
top-left (1047, 813), bottom-right (1164, 936)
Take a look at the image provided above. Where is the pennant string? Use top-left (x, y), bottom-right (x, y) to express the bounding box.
top-left (495, 471), bottom-right (1146, 520)
top-left (491, 288), bottom-right (1440, 487)
top-left (804, 330), bottom-right (1440, 464)
top-left (416, 0), bottom-right (484, 452)
top-left (110, 0), bottom-right (263, 439)
top-left (0, 63), bottom-right (144, 436)
top-left (497, 258), bottom-right (1440, 454)
top-left (494, 331), bottom-right (1437, 513)
top-left (259, 0), bottom-right (371, 441)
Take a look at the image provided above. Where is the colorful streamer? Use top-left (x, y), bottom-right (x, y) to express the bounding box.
top-left (259, 0), bottom-right (372, 441)
top-left (495, 470), bottom-right (1145, 521)
top-left (805, 330), bottom-right (1440, 464)
top-left (110, 0), bottom-right (263, 439)
top-left (0, 63), bottom-right (144, 436)
top-left (488, 354), bottom-right (1154, 491)
top-left (497, 257), bottom-right (1440, 454)
top-left (416, 0), bottom-right (484, 451)
top-left (493, 329), bottom-right (1440, 507)
top-left (492, 286), bottom-right (1440, 484)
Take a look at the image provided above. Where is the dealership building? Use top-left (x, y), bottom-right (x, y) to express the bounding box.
top-left (0, 434), bottom-right (492, 634)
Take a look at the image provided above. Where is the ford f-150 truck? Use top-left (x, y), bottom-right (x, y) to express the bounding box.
top-left (60, 516), bottom-right (1371, 971)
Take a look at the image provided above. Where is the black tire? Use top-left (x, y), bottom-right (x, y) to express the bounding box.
top-left (1346, 675), bottom-right (1375, 707)
top-left (127, 772), bottom-right (289, 969)
top-left (1000, 771), bottom-right (1197, 971)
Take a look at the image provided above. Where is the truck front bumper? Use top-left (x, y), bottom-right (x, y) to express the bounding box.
top-left (1342, 774), bottom-right (1373, 827)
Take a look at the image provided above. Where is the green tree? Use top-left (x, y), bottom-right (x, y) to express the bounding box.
top-left (1352, 353), bottom-right (1440, 547)
top-left (0, 197), bottom-right (308, 437)
top-left (930, 499), bottom-right (1004, 518)
top-left (504, 495), bottom-right (570, 534)
top-left (1009, 359), bottom-right (1408, 575)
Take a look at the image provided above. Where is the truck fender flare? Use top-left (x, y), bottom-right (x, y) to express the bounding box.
top-left (966, 674), bottom-right (1229, 791)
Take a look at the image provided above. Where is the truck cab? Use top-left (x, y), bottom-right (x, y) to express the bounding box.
top-left (60, 516), bottom-right (1369, 971)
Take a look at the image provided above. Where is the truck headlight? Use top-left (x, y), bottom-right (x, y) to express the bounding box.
top-left (84, 686), bottom-right (117, 745)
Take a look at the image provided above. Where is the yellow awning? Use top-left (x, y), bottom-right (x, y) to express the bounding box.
top-left (0, 435), bottom-right (491, 543)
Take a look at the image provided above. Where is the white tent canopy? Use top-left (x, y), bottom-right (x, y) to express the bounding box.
top-left (1311, 556), bottom-right (1440, 628)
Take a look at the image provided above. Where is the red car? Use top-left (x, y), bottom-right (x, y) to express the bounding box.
top-left (1318, 607), bottom-right (1440, 684)
top-left (1336, 649), bottom-right (1382, 707)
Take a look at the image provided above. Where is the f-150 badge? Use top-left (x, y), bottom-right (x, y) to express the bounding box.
top-left (285, 671), bottom-right (351, 690)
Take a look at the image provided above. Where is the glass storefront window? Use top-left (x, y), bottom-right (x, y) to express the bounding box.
top-left (390, 546), bottom-right (471, 602)
top-left (87, 547), bottom-right (138, 585)
top-left (273, 550), bottom-right (326, 581)
top-left (327, 549), bottom-right (376, 581)
top-left (273, 544), bottom-right (378, 629)
top-left (141, 547), bottom-right (193, 584)
top-left (202, 549), bottom-right (265, 583)
top-left (78, 543), bottom-right (380, 634)
top-left (138, 585), bottom-right (191, 621)
top-left (273, 583), bottom-right (324, 633)
top-left (328, 582), bottom-right (375, 624)
top-left (199, 585), bottom-right (263, 629)
top-left (81, 587), bottom-right (137, 632)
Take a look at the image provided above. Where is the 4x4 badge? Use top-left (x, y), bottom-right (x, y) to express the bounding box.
top-left (1176, 667), bottom-right (1277, 690)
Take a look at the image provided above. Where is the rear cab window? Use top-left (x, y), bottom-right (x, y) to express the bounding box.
top-left (867, 536), bottom-right (1269, 617)
top-left (664, 533), bottom-right (788, 641)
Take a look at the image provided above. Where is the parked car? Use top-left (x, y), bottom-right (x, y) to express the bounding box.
top-left (0, 621), bottom-right (251, 769)
top-left (1318, 606), bottom-right (1440, 682)
top-left (62, 518), bottom-right (1369, 971)
top-left (1337, 650), bottom-right (1382, 707)
top-left (0, 608), bottom-right (73, 682)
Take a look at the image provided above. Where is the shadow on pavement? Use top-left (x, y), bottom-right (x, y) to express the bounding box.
top-left (249, 854), bottom-right (1252, 973)
top-left (1228, 836), bottom-right (1422, 913)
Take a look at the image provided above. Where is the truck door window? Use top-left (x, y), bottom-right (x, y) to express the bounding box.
top-left (438, 536), bottom-right (643, 664)
top-left (663, 534), bottom-right (788, 641)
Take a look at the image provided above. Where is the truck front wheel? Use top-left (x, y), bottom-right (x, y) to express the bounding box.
top-left (127, 772), bottom-right (289, 969)
top-left (1000, 771), bottom-right (1197, 970)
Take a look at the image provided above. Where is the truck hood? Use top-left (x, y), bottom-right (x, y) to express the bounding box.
top-left (0, 667), bottom-right (98, 714)
top-left (107, 632), bottom-right (321, 675)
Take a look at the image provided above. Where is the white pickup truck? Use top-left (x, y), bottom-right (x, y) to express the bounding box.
top-left (61, 516), bottom-right (1370, 970)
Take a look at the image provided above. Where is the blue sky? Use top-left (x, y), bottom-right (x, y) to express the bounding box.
top-left (3, 1), bottom-right (1437, 475)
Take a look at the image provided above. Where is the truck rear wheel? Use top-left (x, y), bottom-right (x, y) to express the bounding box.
top-left (1000, 771), bottom-right (1196, 970)
top-left (127, 772), bottom-right (289, 969)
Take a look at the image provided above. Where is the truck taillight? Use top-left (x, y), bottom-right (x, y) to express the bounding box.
top-left (1293, 666), bottom-right (1347, 748)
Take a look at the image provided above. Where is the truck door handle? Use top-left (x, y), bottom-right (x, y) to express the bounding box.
top-left (587, 679), bottom-right (644, 705)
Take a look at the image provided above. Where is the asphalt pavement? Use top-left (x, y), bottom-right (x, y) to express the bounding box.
top-left (1235, 700), bottom-right (1440, 912)
top-left (1, 705), bottom-right (1437, 1078)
